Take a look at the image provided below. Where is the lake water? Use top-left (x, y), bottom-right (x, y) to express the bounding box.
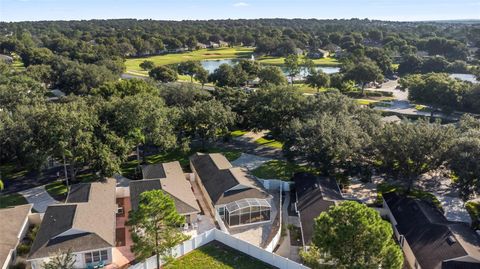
top-left (449, 73), bottom-right (479, 83)
top-left (200, 59), bottom-right (340, 78)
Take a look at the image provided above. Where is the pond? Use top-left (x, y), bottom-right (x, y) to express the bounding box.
top-left (449, 73), bottom-right (479, 83)
top-left (200, 59), bottom-right (340, 78)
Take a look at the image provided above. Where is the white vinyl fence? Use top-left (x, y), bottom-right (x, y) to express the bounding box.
top-left (128, 229), bottom-right (309, 269)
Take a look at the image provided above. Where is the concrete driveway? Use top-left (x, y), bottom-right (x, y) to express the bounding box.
top-left (19, 185), bottom-right (59, 213)
top-left (231, 153), bottom-right (273, 170)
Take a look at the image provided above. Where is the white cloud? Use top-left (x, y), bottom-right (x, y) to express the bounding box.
top-left (233, 2), bottom-right (250, 7)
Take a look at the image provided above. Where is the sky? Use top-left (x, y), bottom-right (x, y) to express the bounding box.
top-left (1, 0), bottom-right (480, 22)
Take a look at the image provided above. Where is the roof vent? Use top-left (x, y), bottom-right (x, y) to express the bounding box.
top-left (446, 236), bottom-right (457, 245)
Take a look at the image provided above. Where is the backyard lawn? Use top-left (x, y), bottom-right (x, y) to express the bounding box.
top-left (0, 193), bottom-right (28, 208)
top-left (230, 130), bottom-right (249, 137)
top-left (45, 181), bottom-right (68, 201)
top-left (125, 47), bottom-right (254, 75)
top-left (121, 147), bottom-right (242, 178)
top-left (164, 241), bottom-right (274, 269)
top-left (251, 160), bottom-right (320, 181)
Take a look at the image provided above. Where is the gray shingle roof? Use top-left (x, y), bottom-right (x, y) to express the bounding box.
top-left (190, 153), bottom-right (270, 205)
top-left (384, 192), bottom-right (480, 269)
top-left (293, 172), bottom-right (343, 245)
top-left (141, 163), bottom-right (166, 179)
top-left (29, 179), bottom-right (117, 260)
top-left (0, 204), bottom-right (32, 268)
top-left (131, 162), bottom-right (200, 215)
top-left (66, 184), bottom-right (91, 203)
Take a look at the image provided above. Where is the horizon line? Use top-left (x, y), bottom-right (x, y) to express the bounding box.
top-left (1, 17), bottom-right (480, 24)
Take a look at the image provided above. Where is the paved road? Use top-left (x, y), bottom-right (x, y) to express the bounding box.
top-left (19, 185), bottom-right (59, 213)
top-left (3, 166), bottom-right (64, 194)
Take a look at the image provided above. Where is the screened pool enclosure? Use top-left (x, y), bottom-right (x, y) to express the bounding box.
top-left (221, 198), bottom-right (271, 226)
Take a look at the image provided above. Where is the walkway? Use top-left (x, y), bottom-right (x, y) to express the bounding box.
top-left (231, 153), bottom-right (272, 170)
top-left (19, 185), bottom-right (59, 213)
top-left (275, 191), bottom-right (301, 262)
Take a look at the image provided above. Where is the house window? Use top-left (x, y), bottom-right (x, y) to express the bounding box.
top-left (84, 250), bottom-right (109, 264)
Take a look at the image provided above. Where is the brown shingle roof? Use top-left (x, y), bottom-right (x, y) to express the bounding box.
top-left (0, 204), bottom-right (32, 267)
top-left (132, 162), bottom-right (200, 215)
top-left (29, 178), bottom-right (116, 259)
top-left (190, 153), bottom-right (271, 206)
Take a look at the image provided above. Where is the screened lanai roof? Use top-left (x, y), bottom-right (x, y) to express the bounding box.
top-left (225, 198), bottom-right (271, 213)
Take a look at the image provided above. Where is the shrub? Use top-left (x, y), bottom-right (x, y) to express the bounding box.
top-left (9, 261), bottom-right (26, 269)
top-left (16, 243), bottom-right (30, 256)
top-left (466, 201), bottom-right (480, 230)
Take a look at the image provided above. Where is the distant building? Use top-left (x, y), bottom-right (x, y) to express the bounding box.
top-left (322, 44), bottom-right (342, 54)
top-left (383, 192), bottom-right (480, 269)
top-left (0, 204), bottom-right (33, 269)
top-left (293, 172), bottom-right (344, 248)
top-left (209, 41), bottom-right (220, 48)
top-left (380, 115), bottom-right (402, 124)
top-left (0, 54), bottom-right (13, 64)
top-left (416, 50), bottom-right (430, 58)
top-left (219, 40), bottom-right (229, 47)
top-left (294, 48), bottom-right (304, 56)
top-left (307, 48), bottom-right (330, 59)
top-left (196, 42), bottom-right (207, 49)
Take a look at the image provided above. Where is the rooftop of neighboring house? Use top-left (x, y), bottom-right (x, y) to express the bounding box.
top-left (0, 204), bottom-right (32, 268)
top-left (384, 192), bottom-right (480, 269)
top-left (129, 161), bottom-right (200, 215)
top-left (190, 153), bottom-right (271, 206)
top-left (293, 172), bottom-right (343, 245)
top-left (28, 178), bottom-right (117, 260)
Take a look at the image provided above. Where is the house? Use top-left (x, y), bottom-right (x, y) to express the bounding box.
top-left (307, 48), bottom-right (330, 59)
top-left (0, 54), bottom-right (13, 64)
top-left (383, 192), bottom-right (480, 269)
top-left (416, 50), bottom-right (430, 58)
top-left (294, 48), bottom-right (304, 56)
top-left (196, 42), bottom-right (207, 49)
top-left (380, 115), bottom-right (402, 124)
top-left (293, 172), bottom-right (344, 248)
top-left (322, 44), bottom-right (342, 54)
top-left (209, 41), bottom-right (220, 48)
top-left (190, 153), bottom-right (272, 227)
top-left (219, 40), bottom-right (229, 47)
top-left (28, 178), bottom-right (117, 269)
top-left (0, 204), bottom-right (33, 269)
top-left (129, 161), bottom-right (201, 223)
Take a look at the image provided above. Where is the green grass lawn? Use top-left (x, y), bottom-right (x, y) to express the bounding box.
top-left (251, 160), bottom-right (320, 181)
top-left (356, 99), bottom-right (380, 106)
top-left (230, 130), bottom-right (249, 137)
top-left (164, 242), bottom-right (274, 269)
top-left (45, 181), bottom-right (68, 201)
top-left (254, 137), bottom-right (283, 149)
top-left (257, 56), bottom-right (340, 66)
top-left (121, 147), bottom-right (242, 178)
top-left (125, 47), bottom-right (254, 74)
top-left (0, 163), bottom-right (28, 181)
top-left (375, 182), bottom-right (442, 209)
top-left (0, 193), bottom-right (28, 208)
